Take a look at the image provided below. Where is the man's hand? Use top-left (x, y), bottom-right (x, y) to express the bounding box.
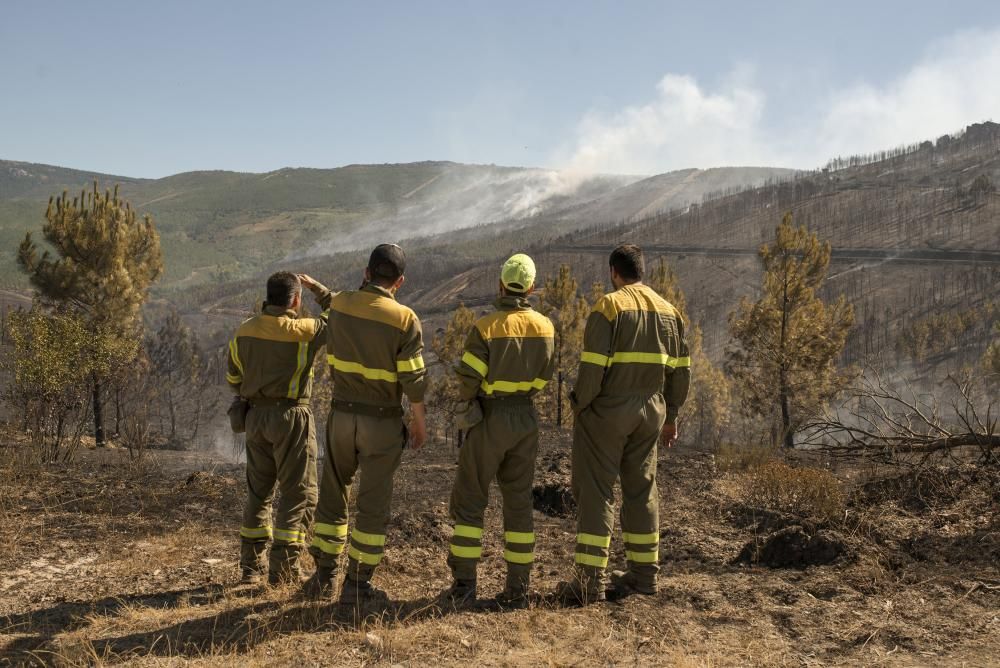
top-left (661, 421), bottom-right (678, 448)
top-left (407, 403), bottom-right (427, 450)
top-left (297, 274), bottom-right (319, 290)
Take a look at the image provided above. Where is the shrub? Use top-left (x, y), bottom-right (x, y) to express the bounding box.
top-left (740, 461), bottom-right (845, 523)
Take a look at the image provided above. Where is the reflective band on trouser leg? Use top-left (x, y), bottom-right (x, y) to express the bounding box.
top-left (311, 522), bottom-right (348, 555)
top-left (450, 524), bottom-right (484, 560)
top-left (503, 530), bottom-right (534, 565)
top-left (348, 528), bottom-right (386, 566)
top-left (273, 527), bottom-right (307, 544)
top-left (574, 532), bottom-right (611, 569)
top-left (240, 526), bottom-right (272, 541)
top-left (623, 531), bottom-right (660, 564)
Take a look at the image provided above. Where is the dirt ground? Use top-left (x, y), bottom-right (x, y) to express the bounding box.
top-left (0, 428), bottom-right (997, 667)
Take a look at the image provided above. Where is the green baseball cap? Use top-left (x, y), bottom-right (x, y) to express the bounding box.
top-left (501, 253), bottom-right (536, 293)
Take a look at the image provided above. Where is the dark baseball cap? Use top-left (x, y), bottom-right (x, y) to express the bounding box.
top-left (368, 243), bottom-right (406, 282)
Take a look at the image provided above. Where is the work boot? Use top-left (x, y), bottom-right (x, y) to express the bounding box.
top-left (606, 570), bottom-right (656, 601)
top-left (339, 576), bottom-right (389, 608)
top-left (303, 565), bottom-right (337, 598)
top-left (240, 566), bottom-right (265, 586)
top-left (494, 585), bottom-right (529, 610)
top-left (554, 575), bottom-right (606, 606)
top-left (268, 546), bottom-right (305, 586)
top-left (441, 579), bottom-right (477, 607)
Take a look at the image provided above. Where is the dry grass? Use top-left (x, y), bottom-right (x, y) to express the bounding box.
top-left (1, 427), bottom-right (998, 666)
top-left (739, 460), bottom-right (847, 523)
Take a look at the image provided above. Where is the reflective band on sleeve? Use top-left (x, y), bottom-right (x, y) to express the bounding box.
top-left (287, 341), bottom-right (309, 399)
top-left (626, 550), bottom-right (660, 563)
top-left (622, 531), bottom-right (660, 544)
top-left (229, 339), bottom-right (244, 374)
top-left (327, 355), bottom-right (398, 382)
top-left (454, 524), bottom-right (484, 540)
top-left (580, 351), bottom-right (611, 367)
top-left (480, 378), bottom-right (548, 395)
top-left (240, 526), bottom-right (272, 539)
top-left (576, 533), bottom-right (611, 548)
top-left (312, 536), bottom-right (346, 554)
top-left (348, 546), bottom-right (383, 565)
top-left (460, 351), bottom-right (489, 377)
top-left (396, 355), bottom-right (426, 373)
top-left (315, 522), bottom-right (349, 538)
top-left (450, 544), bottom-right (483, 559)
top-left (503, 549), bottom-right (534, 564)
top-left (575, 552), bottom-right (609, 568)
top-left (273, 528), bottom-right (306, 543)
top-left (226, 373), bottom-right (243, 384)
top-left (504, 531), bottom-right (535, 544)
top-left (351, 528), bottom-right (386, 546)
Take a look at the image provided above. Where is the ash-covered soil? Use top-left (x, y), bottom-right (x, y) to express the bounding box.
top-left (0, 430), bottom-right (997, 666)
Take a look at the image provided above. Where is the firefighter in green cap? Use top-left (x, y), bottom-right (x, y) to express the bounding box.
top-left (557, 244), bottom-right (690, 605)
top-left (443, 253), bottom-right (555, 608)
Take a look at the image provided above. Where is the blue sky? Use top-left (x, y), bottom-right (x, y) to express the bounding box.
top-left (3, 1), bottom-right (999, 177)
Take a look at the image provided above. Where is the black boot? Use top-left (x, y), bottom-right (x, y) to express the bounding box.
top-left (303, 564), bottom-right (337, 598)
top-left (339, 575), bottom-right (389, 607)
top-left (441, 578), bottom-right (477, 607)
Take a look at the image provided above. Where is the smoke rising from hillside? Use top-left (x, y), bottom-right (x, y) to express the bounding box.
top-left (558, 27), bottom-right (1000, 173)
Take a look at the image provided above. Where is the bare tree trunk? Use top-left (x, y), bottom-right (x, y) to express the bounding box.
top-left (92, 375), bottom-right (106, 447)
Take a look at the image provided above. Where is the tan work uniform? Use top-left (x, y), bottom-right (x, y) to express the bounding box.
top-left (448, 296), bottom-right (555, 588)
top-left (307, 283), bottom-right (427, 583)
top-left (569, 283), bottom-right (690, 589)
top-left (227, 304), bottom-right (328, 576)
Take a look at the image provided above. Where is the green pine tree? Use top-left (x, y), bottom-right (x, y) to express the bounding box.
top-left (18, 183), bottom-right (164, 446)
top-left (727, 212), bottom-right (854, 449)
top-left (538, 264), bottom-right (588, 427)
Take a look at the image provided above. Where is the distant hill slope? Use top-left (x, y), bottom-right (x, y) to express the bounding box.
top-left (0, 158), bottom-right (791, 290)
top-left (189, 123), bottom-right (999, 375)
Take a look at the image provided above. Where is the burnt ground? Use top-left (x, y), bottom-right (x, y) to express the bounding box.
top-left (0, 428), bottom-right (998, 667)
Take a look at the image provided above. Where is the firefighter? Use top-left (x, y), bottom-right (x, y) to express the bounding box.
top-left (557, 244), bottom-right (690, 604)
top-left (227, 271), bottom-right (331, 585)
top-left (301, 244), bottom-right (428, 604)
top-left (444, 254), bottom-right (555, 609)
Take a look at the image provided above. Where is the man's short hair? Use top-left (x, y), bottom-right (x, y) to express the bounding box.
top-left (368, 244), bottom-right (406, 286)
top-left (266, 271), bottom-right (301, 307)
top-left (609, 244), bottom-right (644, 281)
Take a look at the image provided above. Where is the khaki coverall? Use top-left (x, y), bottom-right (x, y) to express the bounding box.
top-left (448, 296), bottom-right (555, 590)
top-left (307, 283), bottom-right (427, 584)
top-left (569, 283), bottom-right (690, 590)
top-left (227, 303), bottom-right (328, 578)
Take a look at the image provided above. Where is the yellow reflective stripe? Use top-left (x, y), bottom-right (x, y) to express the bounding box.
top-left (580, 351), bottom-right (611, 367)
top-left (480, 378), bottom-right (548, 395)
top-left (240, 526), bottom-right (272, 539)
top-left (348, 546), bottom-right (382, 565)
top-left (226, 373), bottom-right (243, 384)
top-left (575, 552), bottom-right (609, 568)
top-left (606, 352), bottom-right (690, 367)
top-left (622, 531), bottom-right (659, 544)
top-left (273, 528), bottom-right (306, 543)
top-left (626, 550), bottom-right (659, 563)
top-left (461, 351), bottom-right (489, 377)
top-left (351, 528), bottom-right (386, 547)
top-left (504, 531), bottom-right (535, 544)
top-left (396, 355), bottom-right (426, 373)
top-left (311, 536), bottom-right (346, 554)
top-left (287, 341), bottom-right (309, 399)
top-left (576, 533), bottom-right (611, 548)
top-left (229, 339), bottom-right (244, 374)
top-left (315, 522), bottom-right (348, 538)
top-left (503, 549), bottom-right (534, 564)
top-left (450, 544), bottom-right (483, 559)
top-left (327, 355), bottom-right (398, 382)
top-left (454, 524), bottom-right (483, 540)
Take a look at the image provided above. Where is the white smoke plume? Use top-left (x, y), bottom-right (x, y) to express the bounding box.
top-left (555, 27), bottom-right (1000, 173)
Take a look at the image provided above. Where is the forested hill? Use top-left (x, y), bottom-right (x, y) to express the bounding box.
top-left (185, 122), bottom-right (999, 375)
top-left (0, 159), bottom-right (791, 290)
